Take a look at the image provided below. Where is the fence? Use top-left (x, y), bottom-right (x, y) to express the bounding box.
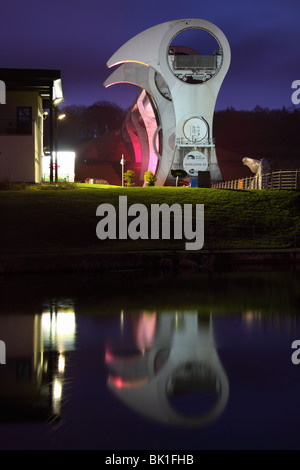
top-left (212, 170), bottom-right (300, 190)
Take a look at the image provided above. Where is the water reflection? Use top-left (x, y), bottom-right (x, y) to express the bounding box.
top-left (0, 271), bottom-right (299, 449)
top-left (0, 301), bottom-right (76, 422)
top-left (41, 301), bottom-right (76, 418)
top-left (106, 311), bottom-right (229, 427)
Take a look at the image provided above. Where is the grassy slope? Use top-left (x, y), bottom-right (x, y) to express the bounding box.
top-left (0, 186), bottom-right (299, 254)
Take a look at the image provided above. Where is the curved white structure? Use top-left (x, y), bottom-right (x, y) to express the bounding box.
top-left (106, 312), bottom-right (229, 428)
top-left (104, 19), bottom-right (231, 185)
top-left (105, 63), bottom-right (175, 185)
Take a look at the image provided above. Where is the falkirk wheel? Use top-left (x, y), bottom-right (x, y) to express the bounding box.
top-left (104, 19), bottom-right (231, 186)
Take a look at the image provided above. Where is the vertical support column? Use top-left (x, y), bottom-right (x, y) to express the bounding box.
top-left (54, 107), bottom-right (58, 183)
top-left (49, 87), bottom-right (54, 183)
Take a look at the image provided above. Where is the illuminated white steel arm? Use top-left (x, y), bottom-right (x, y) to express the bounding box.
top-left (104, 63), bottom-right (175, 186)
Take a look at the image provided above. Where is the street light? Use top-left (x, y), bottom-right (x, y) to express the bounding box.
top-left (55, 112), bottom-right (66, 182)
top-left (120, 154), bottom-right (126, 187)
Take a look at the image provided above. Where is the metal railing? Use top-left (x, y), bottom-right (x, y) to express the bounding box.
top-left (212, 170), bottom-right (300, 190)
top-left (176, 137), bottom-right (215, 147)
top-left (0, 119), bottom-right (33, 135)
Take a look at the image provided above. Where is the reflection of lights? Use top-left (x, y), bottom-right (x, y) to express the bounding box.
top-left (42, 310), bottom-right (76, 353)
top-left (108, 375), bottom-right (148, 389)
top-left (42, 312), bottom-right (51, 330)
top-left (52, 317), bottom-right (56, 336)
top-left (112, 376), bottom-right (123, 389)
top-left (244, 311), bottom-right (254, 325)
top-left (136, 311), bottom-right (157, 353)
top-left (58, 354), bottom-right (65, 373)
top-left (56, 312), bottom-right (76, 336)
top-left (120, 310), bottom-right (124, 332)
top-left (53, 379), bottom-right (62, 400)
top-left (105, 350), bottom-right (114, 363)
top-left (243, 310), bottom-right (262, 327)
top-left (41, 304), bottom-right (75, 418)
top-left (52, 378), bottom-right (63, 416)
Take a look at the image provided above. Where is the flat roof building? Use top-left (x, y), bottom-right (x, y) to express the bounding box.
top-left (0, 68), bottom-right (64, 183)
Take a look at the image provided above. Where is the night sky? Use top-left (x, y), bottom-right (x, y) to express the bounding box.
top-left (0, 0), bottom-right (299, 111)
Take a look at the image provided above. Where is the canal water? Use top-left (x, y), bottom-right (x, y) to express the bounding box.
top-left (0, 270), bottom-right (299, 450)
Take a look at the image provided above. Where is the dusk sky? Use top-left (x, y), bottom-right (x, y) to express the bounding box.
top-left (0, 0), bottom-right (299, 111)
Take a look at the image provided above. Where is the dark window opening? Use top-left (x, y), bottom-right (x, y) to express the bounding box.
top-left (17, 107), bottom-right (32, 134)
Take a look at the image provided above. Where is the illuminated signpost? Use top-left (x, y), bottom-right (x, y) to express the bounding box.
top-left (120, 154), bottom-right (126, 187)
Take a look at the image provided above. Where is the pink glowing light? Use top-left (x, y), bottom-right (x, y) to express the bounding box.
top-left (105, 350), bottom-right (114, 363)
top-left (135, 90), bottom-right (159, 179)
top-left (108, 375), bottom-right (148, 389)
top-left (135, 312), bottom-right (157, 353)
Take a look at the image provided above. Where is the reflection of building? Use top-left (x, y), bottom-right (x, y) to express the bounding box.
top-left (105, 311), bottom-right (229, 427)
top-left (0, 68), bottom-right (63, 183)
top-left (41, 302), bottom-right (76, 417)
top-left (0, 301), bottom-right (76, 422)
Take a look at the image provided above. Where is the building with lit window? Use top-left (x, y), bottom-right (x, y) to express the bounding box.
top-left (0, 68), bottom-right (64, 183)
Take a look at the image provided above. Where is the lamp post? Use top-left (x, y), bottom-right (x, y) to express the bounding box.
top-left (120, 154), bottom-right (126, 187)
top-left (54, 112), bottom-right (66, 182)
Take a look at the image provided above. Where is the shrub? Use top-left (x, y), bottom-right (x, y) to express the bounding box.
top-left (144, 171), bottom-right (157, 186)
top-left (124, 170), bottom-right (135, 187)
top-left (0, 178), bottom-right (11, 190)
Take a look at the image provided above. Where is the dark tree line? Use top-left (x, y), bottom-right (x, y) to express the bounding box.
top-left (57, 101), bottom-right (300, 165)
top-left (214, 106), bottom-right (300, 152)
top-left (57, 101), bottom-right (128, 148)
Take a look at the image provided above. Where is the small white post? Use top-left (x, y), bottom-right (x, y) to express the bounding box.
top-left (120, 154), bottom-right (126, 187)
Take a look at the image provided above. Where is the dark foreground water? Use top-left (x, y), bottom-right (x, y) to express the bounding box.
top-left (0, 270), bottom-right (299, 450)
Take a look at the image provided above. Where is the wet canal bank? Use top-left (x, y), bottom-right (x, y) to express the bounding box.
top-left (0, 248), bottom-right (299, 274)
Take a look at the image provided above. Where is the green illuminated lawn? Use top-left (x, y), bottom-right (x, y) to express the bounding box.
top-left (0, 185), bottom-right (299, 254)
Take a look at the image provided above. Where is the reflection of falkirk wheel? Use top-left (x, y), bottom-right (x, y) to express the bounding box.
top-left (106, 313), bottom-right (229, 428)
top-left (104, 19), bottom-right (231, 185)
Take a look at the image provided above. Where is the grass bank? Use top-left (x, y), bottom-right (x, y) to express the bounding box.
top-left (0, 185), bottom-right (299, 256)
